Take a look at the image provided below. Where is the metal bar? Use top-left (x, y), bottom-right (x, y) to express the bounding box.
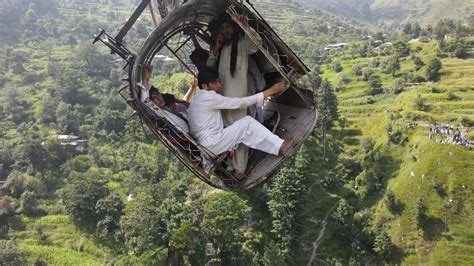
top-left (174, 35), bottom-right (193, 55)
top-left (148, 0), bottom-right (161, 26)
top-left (115, 0), bottom-right (150, 43)
top-left (227, 5), bottom-right (312, 106)
top-left (164, 43), bottom-right (196, 76)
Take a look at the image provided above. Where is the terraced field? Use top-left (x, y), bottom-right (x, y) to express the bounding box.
top-left (303, 41), bottom-right (474, 263)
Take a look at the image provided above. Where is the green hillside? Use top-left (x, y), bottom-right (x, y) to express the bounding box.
top-left (295, 0), bottom-right (474, 27)
top-left (0, 0), bottom-right (473, 265)
top-left (315, 39), bottom-right (474, 263)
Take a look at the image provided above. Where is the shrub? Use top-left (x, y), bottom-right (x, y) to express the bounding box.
top-left (426, 58), bottom-right (442, 81)
top-left (352, 63), bottom-right (363, 76)
top-left (0, 240), bottom-right (26, 265)
top-left (373, 230), bottom-right (396, 262)
top-left (331, 61), bottom-right (343, 73)
top-left (412, 56), bottom-right (424, 71)
top-left (414, 94), bottom-right (430, 111)
top-left (412, 198), bottom-right (428, 230)
top-left (361, 67), bottom-right (373, 81)
top-left (385, 78), bottom-right (405, 95)
top-left (459, 116), bottom-right (473, 127)
top-left (367, 75), bottom-right (383, 95)
top-left (447, 92), bottom-right (460, 101)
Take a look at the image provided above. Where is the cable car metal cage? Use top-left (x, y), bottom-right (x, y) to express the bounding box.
top-left (94, 0), bottom-right (317, 190)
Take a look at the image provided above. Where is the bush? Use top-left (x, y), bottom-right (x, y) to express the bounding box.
top-left (412, 56), bottom-right (424, 71)
top-left (459, 116), bottom-right (473, 127)
top-left (0, 240), bottom-right (26, 265)
top-left (412, 198), bottom-right (428, 230)
top-left (331, 61), bottom-right (343, 73)
top-left (414, 94), bottom-right (430, 111)
top-left (385, 78), bottom-right (405, 95)
top-left (367, 75), bottom-right (383, 95)
top-left (367, 97), bottom-right (376, 104)
top-left (426, 58), bottom-right (442, 81)
top-left (361, 67), bottom-right (373, 81)
top-left (352, 63), bottom-right (363, 76)
top-left (446, 92), bottom-right (460, 101)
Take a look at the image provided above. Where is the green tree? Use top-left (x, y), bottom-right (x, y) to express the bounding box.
top-left (19, 191), bottom-right (38, 215)
top-left (373, 230), bottom-right (395, 262)
top-left (330, 199), bottom-right (355, 241)
top-left (268, 165), bottom-right (308, 260)
top-left (331, 61), bottom-right (343, 73)
top-left (0, 240), bottom-right (26, 265)
top-left (383, 55), bottom-right (400, 76)
top-left (361, 67), bottom-right (373, 81)
top-left (61, 170), bottom-right (109, 230)
top-left (203, 192), bottom-right (250, 265)
top-left (11, 140), bottom-right (50, 173)
top-left (412, 56), bottom-right (424, 71)
top-left (368, 75), bottom-right (383, 95)
top-left (412, 198), bottom-right (428, 230)
top-left (95, 193), bottom-right (124, 245)
top-left (392, 40), bottom-right (410, 57)
top-left (5, 171), bottom-right (44, 198)
top-left (414, 94), bottom-right (430, 111)
top-left (315, 79), bottom-right (339, 159)
top-left (383, 189), bottom-right (401, 213)
top-left (352, 63), bottom-right (363, 76)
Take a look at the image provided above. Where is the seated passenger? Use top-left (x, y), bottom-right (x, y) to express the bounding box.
top-left (188, 67), bottom-right (294, 177)
top-left (149, 87), bottom-right (190, 133)
top-left (137, 65), bottom-right (154, 103)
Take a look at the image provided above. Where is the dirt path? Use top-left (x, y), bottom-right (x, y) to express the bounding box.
top-left (307, 204), bottom-right (337, 266)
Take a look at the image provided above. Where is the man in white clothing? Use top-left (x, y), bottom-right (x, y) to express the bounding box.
top-left (188, 67), bottom-right (292, 178)
top-left (207, 13), bottom-right (264, 174)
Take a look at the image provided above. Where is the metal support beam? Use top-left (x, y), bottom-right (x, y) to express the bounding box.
top-left (115, 0), bottom-right (150, 43)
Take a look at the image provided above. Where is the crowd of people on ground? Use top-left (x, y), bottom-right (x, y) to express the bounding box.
top-left (137, 13), bottom-right (293, 179)
top-left (429, 123), bottom-right (473, 149)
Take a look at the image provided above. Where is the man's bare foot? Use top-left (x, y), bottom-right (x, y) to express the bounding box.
top-left (278, 136), bottom-right (296, 156)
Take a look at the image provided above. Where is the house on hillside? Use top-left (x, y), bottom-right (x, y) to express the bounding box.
top-left (324, 43), bottom-right (349, 52)
top-left (0, 197), bottom-right (16, 216)
top-left (42, 134), bottom-right (88, 152)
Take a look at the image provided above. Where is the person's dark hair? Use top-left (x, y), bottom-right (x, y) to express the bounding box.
top-left (208, 14), bottom-right (241, 77)
top-left (149, 86), bottom-right (160, 98)
top-left (162, 93), bottom-right (176, 106)
top-left (208, 13), bottom-right (234, 36)
top-left (190, 48), bottom-right (209, 67)
top-left (197, 67), bottom-right (219, 89)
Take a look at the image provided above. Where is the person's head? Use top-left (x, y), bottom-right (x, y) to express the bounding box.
top-left (209, 14), bottom-right (239, 44)
top-left (143, 65), bottom-right (153, 81)
top-left (149, 86), bottom-right (165, 107)
top-left (190, 48), bottom-right (209, 68)
top-left (198, 67), bottom-right (221, 93)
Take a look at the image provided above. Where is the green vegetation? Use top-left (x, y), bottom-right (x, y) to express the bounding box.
top-left (0, 0), bottom-right (472, 265)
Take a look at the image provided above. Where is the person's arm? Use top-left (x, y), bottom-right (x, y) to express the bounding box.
top-left (235, 15), bottom-right (262, 55)
top-left (207, 34), bottom-right (223, 67)
top-left (208, 81), bottom-right (285, 110)
top-left (175, 99), bottom-right (190, 108)
top-left (183, 78), bottom-right (198, 102)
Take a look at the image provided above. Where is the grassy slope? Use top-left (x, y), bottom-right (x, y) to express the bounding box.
top-left (303, 41), bottom-right (474, 263)
top-left (15, 214), bottom-right (107, 265)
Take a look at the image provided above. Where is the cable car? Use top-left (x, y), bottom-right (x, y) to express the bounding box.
top-left (93, 0), bottom-right (317, 190)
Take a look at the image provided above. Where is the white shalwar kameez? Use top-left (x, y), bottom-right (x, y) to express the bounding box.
top-left (188, 90), bottom-right (284, 157)
top-left (207, 30), bottom-right (262, 172)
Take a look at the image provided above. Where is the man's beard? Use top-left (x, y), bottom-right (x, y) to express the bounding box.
top-left (223, 32), bottom-right (239, 45)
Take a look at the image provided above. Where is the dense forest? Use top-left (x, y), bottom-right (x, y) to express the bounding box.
top-left (0, 0), bottom-right (473, 265)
